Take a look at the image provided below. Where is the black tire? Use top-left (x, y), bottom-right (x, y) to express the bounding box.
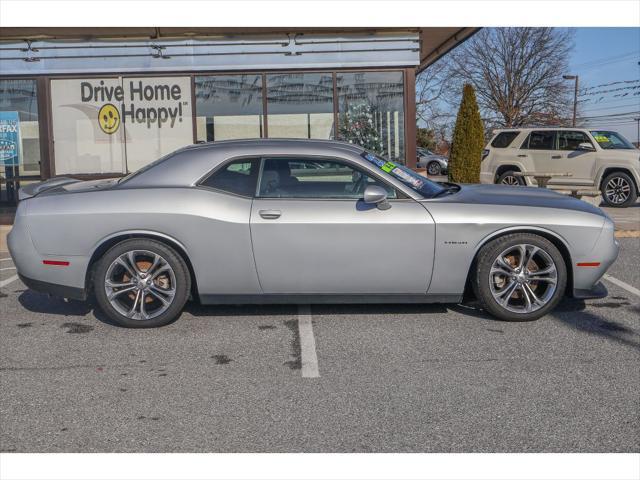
top-left (497, 170), bottom-right (524, 186)
top-left (93, 239), bottom-right (191, 328)
top-left (472, 233), bottom-right (567, 322)
top-left (427, 161), bottom-right (442, 176)
top-left (600, 171), bottom-right (637, 208)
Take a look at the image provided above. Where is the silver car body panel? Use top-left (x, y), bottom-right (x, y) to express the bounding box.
top-left (8, 139), bottom-right (618, 304)
top-left (250, 198), bottom-right (435, 294)
top-left (422, 185), bottom-right (616, 294)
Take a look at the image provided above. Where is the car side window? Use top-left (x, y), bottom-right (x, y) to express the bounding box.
top-left (557, 131), bottom-right (593, 151)
top-left (491, 131), bottom-right (520, 148)
top-left (200, 158), bottom-right (259, 197)
top-left (257, 157), bottom-right (397, 199)
top-left (522, 131), bottom-right (555, 150)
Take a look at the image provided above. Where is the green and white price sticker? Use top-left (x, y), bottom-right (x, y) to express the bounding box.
top-left (381, 161), bottom-right (396, 173)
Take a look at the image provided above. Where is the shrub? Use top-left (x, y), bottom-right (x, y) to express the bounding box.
top-left (448, 84), bottom-right (484, 183)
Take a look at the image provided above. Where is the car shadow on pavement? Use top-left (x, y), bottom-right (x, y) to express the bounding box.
top-left (17, 289), bottom-right (125, 327)
top-left (184, 301), bottom-right (449, 317)
top-left (453, 297), bottom-right (639, 350)
top-left (17, 289), bottom-right (92, 317)
top-left (552, 297), bottom-right (640, 351)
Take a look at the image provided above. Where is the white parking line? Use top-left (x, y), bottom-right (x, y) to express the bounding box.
top-left (298, 305), bottom-right (320, 378)
top-left (0, 258), bottom-right (13, 263)
top-left (0, 267), bottom-right (16, 271)
top-left (0, 274), bottom-right (19, 289)
top-left (603, 274), bottom-right (640, 298)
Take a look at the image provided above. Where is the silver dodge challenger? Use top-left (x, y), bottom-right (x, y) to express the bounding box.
top-left (8, 139), bottom-right (618, 328)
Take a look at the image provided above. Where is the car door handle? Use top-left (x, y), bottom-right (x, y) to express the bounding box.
top-left (551, 155), bottom-right (562, 159)
top-left (259, 209), bottom-right (281, 219)
top-left (517, 154), bottom-right (527, 157)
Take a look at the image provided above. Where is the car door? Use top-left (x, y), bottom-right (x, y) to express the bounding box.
top-left (249, 156), bottom-right (435, 295)
top-left (519, 130), bottom-right (555, 183)
top-left (548, 130), bottom-right (597, 186)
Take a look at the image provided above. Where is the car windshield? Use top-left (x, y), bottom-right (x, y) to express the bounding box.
top-left (590, 131), bottom-right (636, 150)
top-left (361, 151), bottom-right (447, 198)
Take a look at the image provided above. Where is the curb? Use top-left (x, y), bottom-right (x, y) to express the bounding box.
top-left (615, 230), bottom-right (640, 238)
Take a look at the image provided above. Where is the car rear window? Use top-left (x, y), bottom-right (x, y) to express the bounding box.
top-left (491, 131), bottom-right (520, 148)
top-left (200, 158), bottom-right (260, 197)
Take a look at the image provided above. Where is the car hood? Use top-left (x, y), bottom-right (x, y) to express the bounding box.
top-left (425, 183), bottom-right (606, 216)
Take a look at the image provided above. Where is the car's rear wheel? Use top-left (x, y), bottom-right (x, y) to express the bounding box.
top-left (600, 172), bottom-right (637, 208)
top-left (472, 233), bottom-right (567, 321)
top-left (497, 170), bottom-right (524, 186)
top-left (93, 239), bottom-right (190, 328)
top-left (427, 161), bottom-right (442, 176)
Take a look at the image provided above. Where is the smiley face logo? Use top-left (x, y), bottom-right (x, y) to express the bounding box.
top-left (98, 103), bottom-right (120, 135)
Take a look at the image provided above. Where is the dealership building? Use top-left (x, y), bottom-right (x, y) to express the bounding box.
top-left (0, 27), bottom-right (476, 207)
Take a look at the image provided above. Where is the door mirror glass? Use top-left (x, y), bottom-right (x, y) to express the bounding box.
top-left (363, 185), bottom-right (390, 210)
top-left (577, 142), bottom-right (595, 152)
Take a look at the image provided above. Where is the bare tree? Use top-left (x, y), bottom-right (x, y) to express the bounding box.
top-left (447, 28), bottom-right (575, 128)
top-left (416, 58), bottom-right (451, 125)
top-left (416, 57), bottom-right (456, 147)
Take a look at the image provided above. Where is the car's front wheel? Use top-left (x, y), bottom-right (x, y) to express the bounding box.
top-left (601, 171), bottom-right (637, 208)
top-left (472, 233), bottom-right (567, 321)
top-left (93, 239), bottom-right (191, 328)
top-left (427, 161), bottom-right (442, 176)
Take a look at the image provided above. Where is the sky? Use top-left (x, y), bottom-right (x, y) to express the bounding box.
top-left (569, 27), bottom-right (640, 142)
top-left (421, 27), bottom-right (640, 143)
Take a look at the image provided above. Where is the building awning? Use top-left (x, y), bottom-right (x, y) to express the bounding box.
top-left (0, 27), bottom-right (478, 72)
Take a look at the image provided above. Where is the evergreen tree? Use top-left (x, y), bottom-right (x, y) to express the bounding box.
top-left (448, 84), bottom-right (484, 183)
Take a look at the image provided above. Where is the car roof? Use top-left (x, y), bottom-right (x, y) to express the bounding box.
top-left (184, 137), bottom-right (365, 153)
top-left (121, 138), bottom-right (367, 188)
top-left (492, 127), bottom-right (594, 133)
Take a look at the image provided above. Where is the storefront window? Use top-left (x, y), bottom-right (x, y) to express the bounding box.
top-left (0, 79), bottom-right (41, 177)
top-left (266, 73), bottom-right (334, 139)
top-left (0, 79), bottom-right (41, 204)
top-left (51, 77), bottom-right (193, 175)
top-left (337, 71), bottom-right (405, 162)
top-left (195, 75), bottom-right (264, 142)
top-left (51, 78), bottom-right (126, 175)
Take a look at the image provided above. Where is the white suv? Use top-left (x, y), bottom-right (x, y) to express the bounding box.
top-left (481, 128), bottom-right (640, 207)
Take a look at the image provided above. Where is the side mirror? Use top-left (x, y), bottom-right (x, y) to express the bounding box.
top-left (577, 142), bottom-right (595, 152)
top-left (363, 185), bottom-right (391, 210)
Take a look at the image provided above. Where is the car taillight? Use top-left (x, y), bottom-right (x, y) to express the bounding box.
top-left (481, 149), bottom-right (490, 160)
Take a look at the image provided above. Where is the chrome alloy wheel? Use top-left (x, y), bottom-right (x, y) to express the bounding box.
top-left (488, 244), bottom-right (558, 314)
top-left (104, 250), bottom-right (176, 320)
top-left (427, 162), bottom-right (441, 175)
top-left (604, 176), bottom-right (631, 205)
top-left (501, 175), bottom-right (520, 186)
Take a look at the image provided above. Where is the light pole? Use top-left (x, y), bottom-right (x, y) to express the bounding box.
top-left (563, 75), bottom-right (579, 127)
top-left (634, 117), bottom-right (640, 147)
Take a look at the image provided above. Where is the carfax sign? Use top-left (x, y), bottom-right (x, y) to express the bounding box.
top-left (0, 111), bottom-right (21, 167)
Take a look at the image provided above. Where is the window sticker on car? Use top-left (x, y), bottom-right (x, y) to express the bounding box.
top-left (392, 167), bottom-right (424, 188)
top-left (594, 135), bottom-right (609, 143)
top-left (364, 152), bottom-right (386, 167)
top-left (381, 161), bottom-right (397, 173)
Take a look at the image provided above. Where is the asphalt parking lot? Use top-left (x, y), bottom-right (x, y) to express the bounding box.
top-left (0, 238), bottom-right (639, 453)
